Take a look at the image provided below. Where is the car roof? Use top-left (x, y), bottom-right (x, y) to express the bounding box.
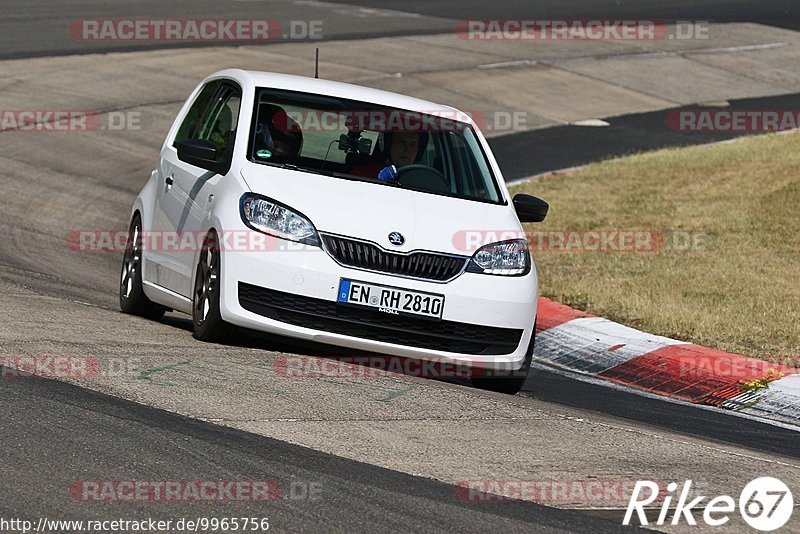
top-left (217, 69), bottom-right (469, 122)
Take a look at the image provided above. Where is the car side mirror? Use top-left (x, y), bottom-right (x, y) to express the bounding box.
top-left (512, 194), bottom-right (549, 223)
top-left (176, 139), bottom-right (227, 175)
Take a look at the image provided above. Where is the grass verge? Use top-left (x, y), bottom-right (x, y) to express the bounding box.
top-left (511, 132), bottom-right (800, 361)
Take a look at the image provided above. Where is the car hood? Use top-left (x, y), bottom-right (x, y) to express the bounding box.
top-left (240, 163), bottom-right (522, 255)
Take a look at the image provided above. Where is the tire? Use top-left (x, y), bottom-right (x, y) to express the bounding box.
top-left (192, 231), bottom-right (237, 342)
top-left (471, 323), bottom-right (536, 395)
top-left (119, 214), bottom-right (167, 321)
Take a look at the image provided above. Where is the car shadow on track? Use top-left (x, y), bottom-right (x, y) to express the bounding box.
top-left (158, 312), bottom-right (478, 388)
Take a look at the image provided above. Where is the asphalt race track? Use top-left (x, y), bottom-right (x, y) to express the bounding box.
top-left (328, 0), bottom-right (800, 30)
top-left (0, 373), bottom-right (625, 533)
top-left (4, 0), bottom-right (799, 59)
top-left (492, 91), bottom-right (800, 180)
top-left (1, 1), bottom-right (799, 532)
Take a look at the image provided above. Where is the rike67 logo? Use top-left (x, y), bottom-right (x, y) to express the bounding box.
top-left (624, 477), bottom-right (793, 531)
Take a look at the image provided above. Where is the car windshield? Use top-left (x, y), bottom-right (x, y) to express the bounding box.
top-left (247, 87), bottom-right (504, 204)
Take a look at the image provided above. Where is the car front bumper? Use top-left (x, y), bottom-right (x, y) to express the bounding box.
top-left (218, 243), bottom-right (537, 370)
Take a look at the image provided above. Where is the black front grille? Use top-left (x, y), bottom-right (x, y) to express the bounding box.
top-left (321, 234), bottom-right (467, 282)
top-left (239, 282), bottom-right (523, 355)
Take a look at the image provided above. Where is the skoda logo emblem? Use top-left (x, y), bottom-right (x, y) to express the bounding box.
top-left (388, 232), bottom-right (405, 246)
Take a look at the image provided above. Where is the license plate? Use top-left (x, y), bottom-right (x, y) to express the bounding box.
top-left (337, 279), bottom-right (444, 320)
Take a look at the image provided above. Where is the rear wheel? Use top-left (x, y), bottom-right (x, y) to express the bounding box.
top-left (119, 214), bottom-right (166, 320)
top-left (192, 231), bottom-right (236, 342)
top-left (471, 324), bottom-right (535, 395)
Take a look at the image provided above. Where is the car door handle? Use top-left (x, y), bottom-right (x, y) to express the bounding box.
top-left (165, 175), bottom-right (174, 187)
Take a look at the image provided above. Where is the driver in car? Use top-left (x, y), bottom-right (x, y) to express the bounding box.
top-left (254, 104), bottom-right (304, 163)
top-left (350, 131), bottom-right (428, 180)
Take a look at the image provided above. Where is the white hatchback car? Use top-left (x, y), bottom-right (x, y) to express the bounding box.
top-left (120, 69), bottom-right (548, 394)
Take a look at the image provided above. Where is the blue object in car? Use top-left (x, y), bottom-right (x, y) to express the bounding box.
top-left (377, 164), bottom-right (398, 181)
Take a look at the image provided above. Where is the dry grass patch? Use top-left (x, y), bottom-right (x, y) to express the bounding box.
top-left (512, 132), bottom-right (800, 361)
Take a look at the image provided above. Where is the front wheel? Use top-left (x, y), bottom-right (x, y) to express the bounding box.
top-left (471, 324), bottom-right (535, 395)
top-left (119, 214), bottom-right (167, 321)
top-left (192, 231), bottom-right (236, 342)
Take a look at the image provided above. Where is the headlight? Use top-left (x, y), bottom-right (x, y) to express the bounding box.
top-left (240, 194), bottom-right (320, 246)
top-left (466, 239), bottom-right (530, 276)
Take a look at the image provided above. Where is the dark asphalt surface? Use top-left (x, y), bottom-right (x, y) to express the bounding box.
top-left (0, 0), bottom-right (454, 60)
top-left (3, 0), bottom-right (799, 58)
top-left (166, 321), bottom-right (800, 461)
top-left (520, 368), bottom-right (800, 459)
top-left (0, 368), bottom-right (629, 533)
top-left (265, 334), bottom-right (800, 461)
top-left (490, 92), bottom-right (800, 180)
top-left (331, 0), bottom-right (800, 30)
top-left (221, 324), bottom-right (800, 460)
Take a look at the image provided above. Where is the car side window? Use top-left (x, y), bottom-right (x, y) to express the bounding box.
top-left (174, 82), bottom-right (219, 146)
top-left (173, 82), bottom-right (242, 164)
top-left (193, 85), bottom-right (241, 162)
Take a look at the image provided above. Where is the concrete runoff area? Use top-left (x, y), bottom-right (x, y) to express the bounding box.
top-left (2, 23), bottom-right (800, 140)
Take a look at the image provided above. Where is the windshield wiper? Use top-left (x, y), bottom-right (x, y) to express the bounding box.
top-left (331, 171), bottom-right (406, 188)
top-left (272, 162), bottom-right (335, 178)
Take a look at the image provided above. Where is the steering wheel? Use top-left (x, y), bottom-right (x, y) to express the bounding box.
top-left (396, 164), bottom-right (450, 193)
